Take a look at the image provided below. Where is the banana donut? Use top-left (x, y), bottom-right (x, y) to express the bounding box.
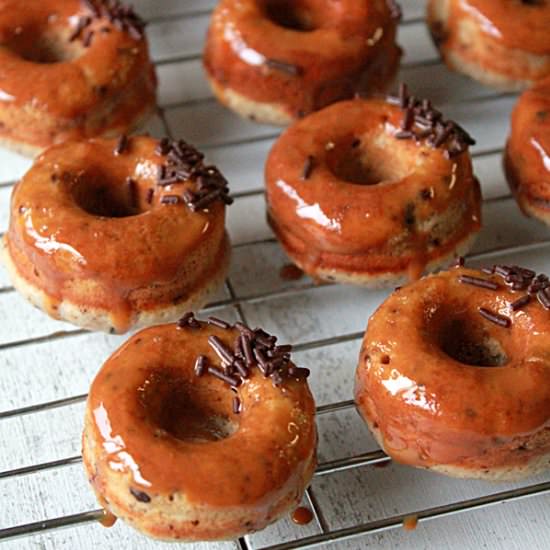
top-left (505, 76), bottom-right (550, 225)
top-left (427, 0), bottom-right (550, 91)
top-left (82, 314), bottom-right (317, 541)
top-left (265, 88), bottom-right (481, 287)
top-left (1, 136), bottom-right (232, 333)
top-left (203, 0), bottom-right (402, 125)
top-left (0, 0), bottom-right (157, 156)
top-left (355, 262), bottom-right (550, 480)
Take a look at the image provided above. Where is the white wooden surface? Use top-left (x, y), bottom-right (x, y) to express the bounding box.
top-left (1, 1), bottom-right (549, 549)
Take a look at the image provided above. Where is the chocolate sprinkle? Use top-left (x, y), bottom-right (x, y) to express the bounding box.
top-left (179, 314), bottom-right (308, 413)
top-left (455, 262), bottom-right (550, 325)
top-left (537, 288), bottom-right (550, 310)
top-left (235, 322), bottom-right (254, 337)
top-left (130, 488), bottom-right (151, 503)
top-left (207, 316), bottom-right (230, 329)
top-left (145, 188), bottom-right (154, 204)
top-left (154, 138), bottom-right (232, 211)
top-left (177, 311), bottom-right (201, 329)
top-left (301, 155), bottom-right (315, 180)
top-left (208, 335), bottom-right (234, 364)
top-left (395, 130), bottom-right (414, 140)
top-left (232, 396), bottom-right (241, 414)
top-left (194, 355), bottom-right (207, 377)
top-left (233, 360), bottom-right (249, 379)
top-left (510, 295), bottom-right (531, 311)
top-left (458, 275), bottom-right (498, 290)
top-left (114, 134), bottom-right (129, 156)
top-left (160, 195), bottom-right (180, 205)
top-left (207, 366), bottom-right (240, 388)
top-left (388, 83), bottom-right (475, 155)
top-left (69, 15), bottom-right (91, 41)
top-left (478, 307), bottom-right (511, 328)
top-left (265, 58), bottom-right (301, 76)
top-left (241, 334), bottom-right (255, 367)
top-left (77, 0), bottom-right (147, 47)
top-left (82, 29), bottom-right (94, 47)
top-left (126, 177), bottom-right (137, 209)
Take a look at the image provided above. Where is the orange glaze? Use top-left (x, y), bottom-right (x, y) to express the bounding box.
top-left (0, 0), bottom-right (157, 150)
top-left (505, 77), bottom-right (550, 217)
top-left (203, 0), bottom-right (401, 120)
top-left (355, 267), bottom-right (550, 475)
top-left (265, 98), bottom-right (481, 282)
top-left (84, 323), bottom-right (317, 539)
top-left (449, 0), bottom-right (550, 55)
top-left (428, 0), bottom-right (550, 89)
top-left (5, 136), bottom-right (227, 332)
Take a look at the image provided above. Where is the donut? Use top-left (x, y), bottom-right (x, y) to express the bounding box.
top-left (505, 76), bottom-right (550, 225)
top-left (82, 314), bottom-right (316, 541)
top-left (0, 0), bottom-right (157, 156)
top-left (1, 136), bottom-right (232, 333)
top-left (355, 261), bottom-right (550, 480)
top-left (427, 0), bottom-right (550, 91)
top-left (265, 87), bottom-right (481, 287)
top-left (203, 0), bottom-right (402, 125)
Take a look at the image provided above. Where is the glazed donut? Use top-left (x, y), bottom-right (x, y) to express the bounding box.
top-left (355, 262), bottom-right (550, 480)
top-left (505, 76), bottom-right (550, 225)
top-left (427, 0), bottom-right (550, 91)
top-left (82, 314), bottom-right (316, 541)
top-left (0, 0), bottom-right (157, 156)
top-left (265, 88), bottom-right (481, 287)
top-left (2, 136), bottom-right (232, 333)
top-left (203, 0), bottom-right (402, 125)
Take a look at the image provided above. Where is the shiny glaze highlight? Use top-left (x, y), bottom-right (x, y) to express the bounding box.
top-left (83, 323), bottom-right (317, 540)
top-left (265, 98), bottom-right (481, 282)
top-left (456, 0), bottom-right (550, 54)
top-left (204, 0), bottom-right (401, 120)
top-left (0, 0), bottom-right (156, 150)
top-left (355, 267), bottom-right (550, 476)
top-left (4, 136), bottom-right (227, 332)
top-left (505, 77), bottom-right (550, 222)
top-left (428, 0), bottom-right (550, 90)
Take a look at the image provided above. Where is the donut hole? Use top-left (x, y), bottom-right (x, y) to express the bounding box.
top-left (327, 137), bottom-right (412, 186)
top-left (261, 0), bottom-right (318, 31)
top-left (7, 28), bottom-right (82, 64)
top-left (138, 367), bottom-right (238, 443)
top-left (438, 318), bottom-right (508, 367)
top-left (71, 173), bottom-right (142, 218)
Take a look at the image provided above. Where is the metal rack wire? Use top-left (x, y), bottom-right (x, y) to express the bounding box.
top-left (1, 2), bottom-right (550, 549)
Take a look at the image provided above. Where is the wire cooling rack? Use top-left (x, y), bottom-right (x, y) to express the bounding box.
top-left (1, 1), bottom-right (550, 549)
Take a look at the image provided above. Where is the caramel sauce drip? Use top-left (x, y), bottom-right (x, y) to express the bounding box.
top-left (402, 514), bottom-right (418, 531)
top-left (280, 263), bottom-right (304, 281)
top-left (291, 506), bottom-right (314, 526)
